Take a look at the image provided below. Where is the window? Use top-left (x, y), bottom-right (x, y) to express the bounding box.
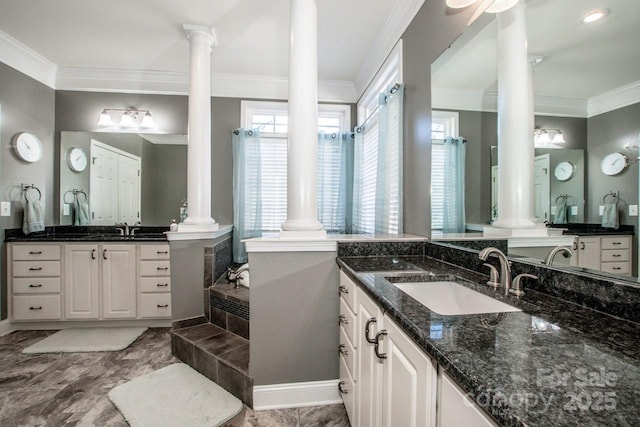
top-left (241, 101), bottom-right (351, 232)
top-left (431, 111), bottom-right (459, 230)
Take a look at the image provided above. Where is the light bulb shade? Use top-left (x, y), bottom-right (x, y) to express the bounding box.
top-left (537, 131), bottom-right (551, 144)
top-left (446, 0), bottom-right (478, 8)
top-left (485, 0), bottom-right (519, 13)
top-left (97, 110), bottom-right (113, 126)
top-left (140, 112), bottom-right (155, 128)
top-left (552, 132), bottom-right (565, 144)
top-left (119, 111), bottom-right (135, 128)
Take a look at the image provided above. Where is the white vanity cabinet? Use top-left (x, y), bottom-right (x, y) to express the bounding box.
top-left (64, 243), bottom-right (136, 319)
top-left (572, 235), bottom-right (632, 275)
top-left (10, 244), bottom-right (62, 321)
top-left (138, 243), bottom-right (172, 318)
top-left (339, 271), bottom-right (437, 427)
top-left (437, 371), bottom-right (498, 427)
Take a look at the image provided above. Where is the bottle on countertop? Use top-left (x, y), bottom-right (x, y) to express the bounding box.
top-left (170, 219), bottom-right (178, 232)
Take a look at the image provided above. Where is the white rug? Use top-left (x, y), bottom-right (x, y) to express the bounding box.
top-left (22, 327), bottom-right (147, 353)
top-left (108, 363), bottom-right (244, 427)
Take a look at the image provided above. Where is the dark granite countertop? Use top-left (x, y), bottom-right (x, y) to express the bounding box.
top-left (548, 223), bottom-right (634, 236)
top-left (337, 255), bottom-right (640, 427)
top-left (4, 226), bottom-right (168, 242)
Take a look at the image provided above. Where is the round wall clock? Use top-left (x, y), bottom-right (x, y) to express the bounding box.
top-left (600, 152), bottom-right (628, 176)
top-left (66, 147), bottom-right (88, 172)
top-left (554, 161), bottom-right (575, 181)
top-left (12, 132), bottom-right (43, 163)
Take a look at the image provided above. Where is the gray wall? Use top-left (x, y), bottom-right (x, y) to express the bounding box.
top-left (0, 62), bottom-right (56, 320)
top-left (249, 250), bottom-right (339, 385)
top-left (401, 1), bottom-right (480, 236)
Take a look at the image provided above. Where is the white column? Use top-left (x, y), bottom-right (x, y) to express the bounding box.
top-left (492, 0), bottom-right (537, 230)
top-left (280, 0), bottom-right (326, 239)
top-left (181, 24), bottom-right (218, 231)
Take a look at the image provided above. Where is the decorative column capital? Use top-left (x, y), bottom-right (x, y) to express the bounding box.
top-left (182, 24), bottom-right (217, 47)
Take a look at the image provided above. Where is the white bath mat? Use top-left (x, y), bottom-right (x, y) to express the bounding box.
top-left (108, 363), bottom-right (243, 427)
top-left (22, 327), bottom-right (147, 353)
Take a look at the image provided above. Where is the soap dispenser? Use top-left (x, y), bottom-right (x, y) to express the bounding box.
top-left (170, 219), bottom-right (178, 232)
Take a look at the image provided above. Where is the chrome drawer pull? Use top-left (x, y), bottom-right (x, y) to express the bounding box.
top-left (157, 267), bottom-right (169, 271)
top-left (338, 315), bottom-right (348, 326)
top-left (157, 304), bottom-right (169, 308)
top-left (29, 284), bottom-right (43, 288)
top-left (157, 250), bottom-right (168, 254)
top-left (29, 267), bottom-right (42, 271)
top-left (374, 330), bottom-right (388, 360)
top-left (339, 285), bottom-right (349, 294)
top-left (338, 381), bottom-right (349, 394)
top-left (29, 250), bottom-right (42, 255)
top-left (364, 317), bottom-right (378, 344)
top-left (29, 306), bottom-right (43, 310)
top-left (157, 283), bottom-right (169, 287)
top-left (338, 344), bottom-right (349, 356)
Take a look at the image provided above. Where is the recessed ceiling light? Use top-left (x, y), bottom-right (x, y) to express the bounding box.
top-left (581, 8), bottom-right (610, 24)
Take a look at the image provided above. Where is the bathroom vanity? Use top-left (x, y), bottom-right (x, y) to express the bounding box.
top-left (336, 240), bottom-right (640, 427)
top-left (5, 227), bottom-right (171, 326)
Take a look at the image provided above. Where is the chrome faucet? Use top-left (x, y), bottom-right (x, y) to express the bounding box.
top-left (478, 247), bottom-right (511, 295)
top-left (543, 246), bottom-right (573, 266)
top-left (115, 222), bottom-right (130, 237)
top-left (227, 264), bottom-right (250, 288)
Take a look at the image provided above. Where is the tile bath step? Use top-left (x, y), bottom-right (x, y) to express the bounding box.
top-left (170, 323), bottom-right (253, 408)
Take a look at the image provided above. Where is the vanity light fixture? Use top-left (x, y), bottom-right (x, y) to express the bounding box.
top-left (534, 127), bottom-right (565, 145)
top-left (581, 9), bottom-right (610, 24)
top-left (97, 107), bottom-right (155, 129)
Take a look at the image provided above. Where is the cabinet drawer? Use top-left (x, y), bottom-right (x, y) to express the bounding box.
top-left (139, 293), bottom-right (172, 318)
top-left (12, 261), bottom-right (61, 277)
top-left (12, 295), bottom-right (61, 321)
top-left (601, 249), bottom-right (629, 262)
top-left (13, 277), bottom-right (61, 294)
top-left (140, 277), bottom-right (172, 293)
top-left (600, 262), bottom-right (630, 275)
top-left (13, 245), bottom-right (60, 261)
top-left (601, 237), bottom-right (630, 250)
top-left (140, 244), bottom-right (170, 260)
top-left (340, 297), bottom-right (357, 347)
top-left (139, 260), bottom-right (171, 276)
top-left (339, 354), bottom-right (356, 426)
top-left (339, 270), bottom-right (357, 312)
top-left (339, 324), bottom-right (356, 378)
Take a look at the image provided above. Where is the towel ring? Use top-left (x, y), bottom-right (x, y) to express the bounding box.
top-left (22, 184), bottom-right (42, 202)
top-left (603, 192), bottom-right (619, 204)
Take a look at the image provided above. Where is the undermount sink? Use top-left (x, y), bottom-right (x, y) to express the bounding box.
top-left (392, 281), bottom-right (521, 316)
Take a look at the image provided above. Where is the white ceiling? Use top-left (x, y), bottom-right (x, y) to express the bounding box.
top-left (0, 0), bottom-right (420, 102)
top-left (432, 0), bottom-right (640, 116)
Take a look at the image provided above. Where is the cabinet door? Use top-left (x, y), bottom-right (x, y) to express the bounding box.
top-left (577, 237), bottom-right (600, 269)
top-left (357, 288), bottom-right (384, 427)
top-left (438, 371), bottom-right (498, 427)
top-left (102, 244), bottom-right (137, 319)
top-left (381, 316), bottom-right (437, 427)
top-left (64, 244), bottom-right (100, 319)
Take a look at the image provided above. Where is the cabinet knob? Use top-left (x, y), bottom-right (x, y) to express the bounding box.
top-left (338, 344), bottom-right (349, 356)
top-left (338, 314), bottom-right (348, 326)
top-left (339, 285), bottom-right (349, 294)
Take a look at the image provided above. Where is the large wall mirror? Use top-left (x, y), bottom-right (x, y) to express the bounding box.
top-left (430, 0), bottom-right (640, 279)
top-left (59, 131), bottom-right (187, 226)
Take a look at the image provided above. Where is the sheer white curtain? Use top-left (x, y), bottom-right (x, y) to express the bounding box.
top-left (317, 132), bottom-right (354, 233)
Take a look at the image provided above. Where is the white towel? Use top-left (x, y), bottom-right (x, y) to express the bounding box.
top-left (22, 199), bottom-right (45, 234)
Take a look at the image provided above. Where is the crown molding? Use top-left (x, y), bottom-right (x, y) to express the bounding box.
top-left (56, 66), bottom-right (356, 102)
top-left (588, 80), bottom-right (640, 118)
top-left (354, 0), bottom-right (425, 98)
top-left (432, 87), bottom-right (588, 117)
top-left (0, 30), bottom-right (56, 88)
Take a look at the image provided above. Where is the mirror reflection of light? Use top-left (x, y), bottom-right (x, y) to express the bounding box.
top-left (531, 316), bottom-right (561, 333)
top-left (430, 322), bottom-right (444, 340)
top-left (581, 9), bottom-right (610, 24)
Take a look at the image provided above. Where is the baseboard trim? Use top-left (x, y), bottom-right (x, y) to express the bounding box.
top-left (9, 319), bottom-right (171, 331)
top-left (253, 380), bottom-right (342, 410)
top-left (0, 319), bottom-right (14, 336)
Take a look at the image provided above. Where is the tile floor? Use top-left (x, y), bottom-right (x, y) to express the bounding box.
top-left (0, 328), bottom-right (350, 426)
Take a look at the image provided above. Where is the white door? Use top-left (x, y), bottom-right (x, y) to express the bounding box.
top-left (381, 316), bottom-right (437, 427)
top-left (64, 244), bottom-right (99, 319)
top-left (118, 155), bottom-right (141, 224)
top-left (357, 288), bottom-right (384, 427)
top-left (90, 143), bottom-right (118, 225)
top-left (534, 154), bottom-right (550, 223)
top-left (102, 244), bottom-right (136, 319)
